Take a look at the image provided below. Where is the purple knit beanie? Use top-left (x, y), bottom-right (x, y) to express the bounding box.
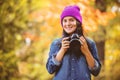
top-left (60, 5), bottom-right (82, 25)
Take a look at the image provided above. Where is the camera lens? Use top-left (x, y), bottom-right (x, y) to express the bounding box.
top-left (69, 33), bottom-right (81, 48)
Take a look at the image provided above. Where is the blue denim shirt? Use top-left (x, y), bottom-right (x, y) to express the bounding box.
top-left (46, 38), bottom-right (101, 80)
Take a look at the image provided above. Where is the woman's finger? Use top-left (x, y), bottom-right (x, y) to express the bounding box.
top-left (80, 36), bottom-right (86, 44)
top-left (62, 37), bottom-right (69, 41)
top-left (63, 41), bottom-right (70, 44)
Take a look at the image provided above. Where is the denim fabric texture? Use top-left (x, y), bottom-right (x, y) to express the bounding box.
top-left (46, 38), bottom-right (101, 80)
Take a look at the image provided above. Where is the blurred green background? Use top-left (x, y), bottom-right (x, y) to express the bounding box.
top-left (0, 0), bottom-right (120, 80)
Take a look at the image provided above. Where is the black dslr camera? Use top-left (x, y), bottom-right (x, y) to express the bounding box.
top-left (68, 33), bottom-right (82, 48)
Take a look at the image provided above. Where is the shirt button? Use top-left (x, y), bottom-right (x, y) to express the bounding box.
top-left (72, 68), bottom-right (74, 70)
top-left (72, 58), bottom-right (75, 60)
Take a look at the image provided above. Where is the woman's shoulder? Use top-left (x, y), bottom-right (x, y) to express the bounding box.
top-left (52, 38), bottom-right (62, 43)
top-left (86, 37), bottom-right (95, 44)
top-left (51, 38), bottom-right (62, 46)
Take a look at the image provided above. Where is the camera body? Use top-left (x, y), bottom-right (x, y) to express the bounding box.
top-left (65, 33), bottom-right (83, 57)
top-left (68, 33), bottom-right (82, 48)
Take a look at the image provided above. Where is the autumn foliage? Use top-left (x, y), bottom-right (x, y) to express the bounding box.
top-left (0, 0), bottom-right (120, 80)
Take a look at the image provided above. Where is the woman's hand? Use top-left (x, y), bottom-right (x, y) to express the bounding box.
top-left (55, 37), bottom-right (70, 62)
top-left (61, 37), bottom-right (70, 52)
top-left (79, 36), bottom-right (96, 68)
top-left (79, 36), bottom-right (90, 56)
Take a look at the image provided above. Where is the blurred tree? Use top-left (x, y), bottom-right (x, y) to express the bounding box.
top-left (92, 0), bottom-right (120, 65)
top-left (14, 0), bottom-right (52, 80)
top-left (93, 0), bottom-right (107, 65)
top-left (105, 0), bottom-right (120, 80)
top-left (0, 0), bottom-right (44, 79)
top-left (0, 0), bottom-right (29, 53)
top-left (92, 0), bottom-right (120, 80)
top-left (0, 0), bottom-right (29, 79)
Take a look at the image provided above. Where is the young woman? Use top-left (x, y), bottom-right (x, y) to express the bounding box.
top-left (46, 5), bottom-right (101, 80)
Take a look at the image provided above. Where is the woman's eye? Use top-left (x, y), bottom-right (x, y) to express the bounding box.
top-left (63, 19), bottom-right (67, 22)
top-left (70, 19), bottom-right (75, 22)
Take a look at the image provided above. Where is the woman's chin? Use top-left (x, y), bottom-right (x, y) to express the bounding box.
top-left (66, 31), bottom-right (74, 34)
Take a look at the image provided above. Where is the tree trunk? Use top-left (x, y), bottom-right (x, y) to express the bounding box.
top-left (94, 0), bottom-right (107, 80)
top-left (96, 40), bottom-right (105, 64)
top-left (95, 0), bottom-right (107, 64)
top-left (0, 25), bottom-right (4, 53)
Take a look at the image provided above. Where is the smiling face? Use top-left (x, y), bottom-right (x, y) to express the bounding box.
top-left (62, 16), bottom-right (77, 35)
